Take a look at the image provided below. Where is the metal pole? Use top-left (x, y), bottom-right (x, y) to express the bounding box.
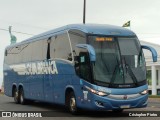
top-left (152, 65), bottom-right (157, 95)
top-left (83, 0), bottom-right (86, 24)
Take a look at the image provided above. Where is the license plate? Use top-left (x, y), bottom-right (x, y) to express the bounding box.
top-left (120, 105), bottom-right (130, 109)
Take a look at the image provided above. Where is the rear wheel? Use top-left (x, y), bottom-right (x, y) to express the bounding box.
top-left (13, 88), bottom-right (20, 104)
top-left (19, 88), bottom-right (27, 105)
top-left (68, 92), bottom-right (78, 114)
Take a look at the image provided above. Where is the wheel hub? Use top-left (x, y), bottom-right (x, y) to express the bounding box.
top-left (70, 97), bottom-right (76, 111)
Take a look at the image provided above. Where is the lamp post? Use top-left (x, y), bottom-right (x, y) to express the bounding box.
top-left (83, 0), bottom-right (86, 24)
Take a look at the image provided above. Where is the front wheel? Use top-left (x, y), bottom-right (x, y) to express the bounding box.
top-left (69, 92), bottom-right (78, 114)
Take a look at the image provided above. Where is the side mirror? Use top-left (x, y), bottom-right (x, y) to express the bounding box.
top-left (141, 45), bottom-right (157, 62)
top-left (76, 44), bottom-right (96, 62)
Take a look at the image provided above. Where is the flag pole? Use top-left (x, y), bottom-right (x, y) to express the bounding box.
top-left (83, 0), bottom-right (86, 24)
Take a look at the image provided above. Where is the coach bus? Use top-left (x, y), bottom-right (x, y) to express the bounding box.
top-left (3, 24), bottom-right (157, 114)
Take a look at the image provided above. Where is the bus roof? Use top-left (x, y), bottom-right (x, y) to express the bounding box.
top-left (6, 24), bottom-right (136, 48)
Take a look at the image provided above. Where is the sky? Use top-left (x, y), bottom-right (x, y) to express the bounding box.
top-left (0, 0), bottom-right (160, 87)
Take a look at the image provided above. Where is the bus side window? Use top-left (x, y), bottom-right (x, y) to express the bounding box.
top-left (51, 33), bottom-right (72, 61)
top-left (138, 49), bottom-right (145, 67)
top-left (68, 30), bottom-right (86, 61)
top-left (4, 49), bottom-right (8, 63)
top-left (31, 41), bottom-right (44, 62)
top-left (5, 48), bottom-right (14, 64)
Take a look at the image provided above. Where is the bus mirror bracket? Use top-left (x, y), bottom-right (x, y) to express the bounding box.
top-left (141, 45), bottom-right (157, 62)
top-left (76, 44), bottom-right (96, 62)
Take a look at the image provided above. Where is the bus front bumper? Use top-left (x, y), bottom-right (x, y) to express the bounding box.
top-left (78, 94), bottom-right (148, 111)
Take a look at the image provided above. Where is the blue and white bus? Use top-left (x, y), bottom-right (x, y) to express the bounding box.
top-left (3, 24), bottom-right (157, 114)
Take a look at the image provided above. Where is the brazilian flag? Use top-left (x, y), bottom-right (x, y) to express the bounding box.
top-left (122, 21), bottom-right (130, 27)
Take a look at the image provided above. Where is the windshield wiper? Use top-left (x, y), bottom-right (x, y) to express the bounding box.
top-left (110, 56), bottom-right (121, 87)
top-left (110, 57), bottom-right (139, 87)
top-left (126, 64), bottom-right (138, 86)
top-left (123, 57), bottom-right (138, 86)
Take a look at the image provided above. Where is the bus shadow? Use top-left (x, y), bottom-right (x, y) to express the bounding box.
top-left (76, 110), bottom-right (129, 117)
top-left (15, 101), bottom-right (130, 117)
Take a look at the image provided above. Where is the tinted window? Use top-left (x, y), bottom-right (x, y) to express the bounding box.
top-left (5, 48), bottom-right (14, 64)
top-left (6, 46), bottom-right (22, 64)
top-left (51, 33), bottom-right (72, 61)
top-left (118, 37), bottom-right (140, 55)
top-left (21, 43), bottom-right (32, 63)
top-left (31, 40), bottom-right (45, 61)
top-left (69, 30), bottom-right (86, 54)
top-left (5, 40), bottom-right (47, 64)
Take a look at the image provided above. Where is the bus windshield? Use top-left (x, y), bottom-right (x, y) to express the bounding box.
top-left (88, 36), bottom-right (146, 88)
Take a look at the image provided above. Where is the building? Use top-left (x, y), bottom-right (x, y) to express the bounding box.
top-left (141, 41), bottom-right (160, 95)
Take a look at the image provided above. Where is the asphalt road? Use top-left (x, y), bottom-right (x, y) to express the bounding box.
top-left (0, 94), bottom-right (160, 120)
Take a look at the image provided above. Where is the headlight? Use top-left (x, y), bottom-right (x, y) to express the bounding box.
top-left (140, 90), bottom-right (148, 95)
top-left (85, 86), bottom-right (109, 96)
top-left (97, 91), bottom-right (108, 96)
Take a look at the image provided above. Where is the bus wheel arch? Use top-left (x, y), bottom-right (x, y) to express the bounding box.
top-left (18, 85), bottom-right (23, 93)
top-left (65, 88), bottom-right (73, 107)
top-left (12, 85), bottom-right (16, 97)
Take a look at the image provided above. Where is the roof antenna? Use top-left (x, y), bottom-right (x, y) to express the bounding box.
top-left (83, 0), bottom-right (86, 24)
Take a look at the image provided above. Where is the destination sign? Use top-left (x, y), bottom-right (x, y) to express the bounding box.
top-left (96, 37), bottom-right (113, 42)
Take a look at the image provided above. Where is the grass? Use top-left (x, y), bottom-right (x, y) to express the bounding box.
top-left (0, 92), bottom-right (4, 95)
top-left (149, 95), bottom-right (160, 98)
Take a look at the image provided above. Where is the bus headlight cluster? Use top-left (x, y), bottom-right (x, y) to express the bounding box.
top-left (85, 86), bottom-right (109, 96)
top-left (140, 90), bottom-right (148, 95)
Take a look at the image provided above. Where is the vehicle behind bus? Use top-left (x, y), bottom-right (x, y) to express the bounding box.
top-left (3, 24), bottom-right (157, 114)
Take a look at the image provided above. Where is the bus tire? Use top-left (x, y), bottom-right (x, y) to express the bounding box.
top-left (69, 92), bottom-right (78, 114)
top-left (19, 88), bottom-right (27, 105)
top-left (13, 88), bottom-right (20, 104)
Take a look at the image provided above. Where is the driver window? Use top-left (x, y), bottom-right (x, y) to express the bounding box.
top-left (75, 49), bottom-right (92, 82)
